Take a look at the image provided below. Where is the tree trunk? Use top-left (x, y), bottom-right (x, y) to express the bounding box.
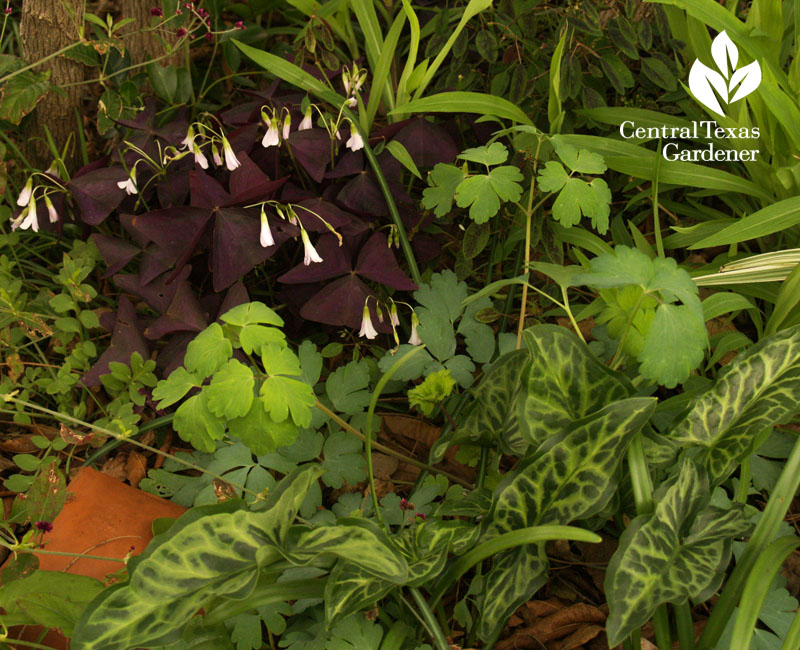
top-left (119, 0), bottom-right (182, 67)
top-left (20, 0), bottom-right (85, 171)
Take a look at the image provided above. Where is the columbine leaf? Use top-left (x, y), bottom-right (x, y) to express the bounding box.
top-left (574, 247), bottom-right (707, 387)
top-left (408, 368), bottom-right (456, 417)
top-left (455, 165), bottom-right (524, 223)
top-left (457, 142), bottom-right (509, 166)
top-left (173, 392), bottom-right (226, 453)
top-left (670, 324), bottom-right (800, 484)
top-left (548, 176), bottom-right (611, 232)
top-left (639, 303), bottom-right (707, 389)
top-left (228, 399), bottom-right (298, 457)
top-left (422, 164), bottom-right (467, 217)
top-left (550, 137), bottom-right (607, 174)
top-left (259, 375), bottom-right (315, 427)
top-left (205, 359), bottom-right (255, 419)
top-left (537, 161), bottom-right (570, 193)
top-left (605, 458), bottom-right (751, 645)
top-left (321, 431), bottom-right (366, 488)
top-left (220, 301), bottom-right (284, 327)
top-left (261, 343), bottom-right (302, 377)
top-left (328, 612), bottom-right (385, 650)
top-left (239, 325), bottom-right (285, 354)
top-left (184, 323), bottom-right (232, 378)
top-left (326, 360), bottom-right (370, 415)
top-left (152, 367), bottom-right (202, 409)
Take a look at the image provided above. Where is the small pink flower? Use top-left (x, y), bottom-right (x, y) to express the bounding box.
top-left (259, 211), bottom-right (274, 247)
top-left (34, 521), bottom-right (53, 533)
top-left (301, 229), bottom-right (323, 265)
top-left (175, 8), bottom-right (182, 14)
top-left (415, 512), bottom-right (426, 520)
top-left (221, 138), bottom-right (240, 171)
top-left (5, 6), bottom-right (13, 13)
top-left (176, 27), bottom-right (187, 38)
top-left (205, 32), bottom-right (214, 41)
top-left (44, 195), bottom-right (58, 223)
top-left (408, 313), bottom-right (421, 346)
top-left (235, 20), bottom-right (244, 29)
top-left (150, 6), bottom-right (163, 15)
top-left (298, 108), bottom-right (313, 131)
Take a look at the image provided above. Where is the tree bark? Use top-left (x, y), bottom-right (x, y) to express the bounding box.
top-left (20, 0), bottom-right (86, 170)
top-left (119, 0), bottom-right (181, 68)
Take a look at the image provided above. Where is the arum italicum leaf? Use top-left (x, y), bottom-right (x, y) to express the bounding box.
top-left (669, 323), bottom-right (800, 484)
top-left (476, 396), bottom-right (656, 641)
top-left (605, 458), bottom-right (751, 645)
top-left (72, 467), bottom-right (324, 650)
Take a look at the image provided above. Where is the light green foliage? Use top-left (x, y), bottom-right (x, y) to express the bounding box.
top-left (422, 143), bottom-right (523, 223)
top-left (184, 323), bottom-right (232, 378)
top-left (0, 571), bottom-right (103, 636)
top-left (518, 324), bottom-right (632, 448)
top-left (670, 324), bottom-right (800, 484)
top-left (71, 467), bottom-right (323, 650)
top-left (537, 136), bottom-right (611, 233)
top-left (408, 368), bottom-right (456, 416)
top-left (575, 246), bottom-right (707, 387)
top-left (327, 613), bottom-right (384, 650)
top-left (205, 359), bottom-right (255, 419)
top-left (323, 562), bottom-right (395, 625)
top-left (321, 431), bottom-right (366, 488)
top-left (379, 271), bottom-right (495, 387)
top-left (326, 360), bottom-right (371, 415)
top-left (476, 397), bottom-right (656, 641)
top-left (605, 458), bottom-right (751, 645)
top-left (153, 303), bottom-right (316, 454)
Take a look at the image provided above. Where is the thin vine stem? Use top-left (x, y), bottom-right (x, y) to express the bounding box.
top-left (0, 397), bottom-right (263, 500)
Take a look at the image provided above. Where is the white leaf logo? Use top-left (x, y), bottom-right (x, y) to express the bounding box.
top-left (688, 31), bottom-right (761, 116)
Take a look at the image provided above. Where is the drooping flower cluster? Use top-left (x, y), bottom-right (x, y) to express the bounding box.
top-left (11, 164), bottom-right (65, 232)
top-left (357, 297), bottom-right (421, 347)
top-left (174, 120), bottom-right (240, 171)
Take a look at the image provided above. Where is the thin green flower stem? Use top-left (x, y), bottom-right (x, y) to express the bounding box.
top-left (10, 548), bottom-right (125, 562)
top-left (408, 587), bottom-right (451, 650)
top-left (428, 525), bottom-right (602, 609)
top-left (315, 400), bottom-right (472, 489)
top-left (675, 602), bottom-right (695, 650)
top-left (80, 414), bottom-right (175, 467)
top-left (0, 397), bottom-right (263, 500)
top-left (735, 454), bottom-right (751, 503)
top-left (499, 242), bottom-right (525, 335)
top-left (341, 105), bottom-right (421, 285)
top-left (781, 608), bottom-right (800, 650)
top-left (363, 346), bottom-right (426, 528)
top-left (476, 446), bottom-right (489, 490)
top-left (652, 139), bottom-right (665, 259)
top-left (698, 434), bottom-right (800, 650)
top-left (0, 638), bottom-right (57, 650)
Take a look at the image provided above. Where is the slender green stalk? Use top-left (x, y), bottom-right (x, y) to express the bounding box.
top-left (0, 397), bottom-right (262, 499)
top-left (342, 106), bottom-right (420, 285)
top-left (428, 525), bottom-right (601, 608)
top-left (781, 608), bottom-right (800, 650)
top-left (735, 454), bottom-right (751, 503)
top-left (653, 608), bottom-right (672, 650)
top-left (363, 345), bottom-right (425, 527)
top-left (675, 601), bottom-right (695, 650)
top-left (0, 638), bottom-right (57, 650)
top-left (698, 435), bottom-right (800, 650)
top-left (80, 414), bottom-right (175, 467)
top-left (730, 536), bottom-right (800, 650)
top-left (408, 587), bottom-right (450, 650)
top-left (10, 548), bottom-right (125, 562)
top-left (652, 138), bottom-right (665, 258)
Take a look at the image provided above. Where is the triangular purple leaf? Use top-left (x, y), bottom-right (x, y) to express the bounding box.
top-left (299, 274), bottom-right (375, 329)
top-left (294, 198), bottom-right (353, 232)
top-left (189, 170), bottom-right (231, 209)
top-left (392, 118), bottom-right (459, 167)
top-left (355, 232), bottom-right (417, 290)
top-left (81, 297), bottom-right (149, 387)
top-left (68, 167), bottom-right (127, 225)
top-left (127, 206), bottom-right (211, 265)
top-left (143, 280), bottom-right (207, 339)
top-left (278, 232), bottom-right (351, 284)
top-left (91, 234), bottom-right (140, 278)
top-left (288, 128), bottom-right (332, 183)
